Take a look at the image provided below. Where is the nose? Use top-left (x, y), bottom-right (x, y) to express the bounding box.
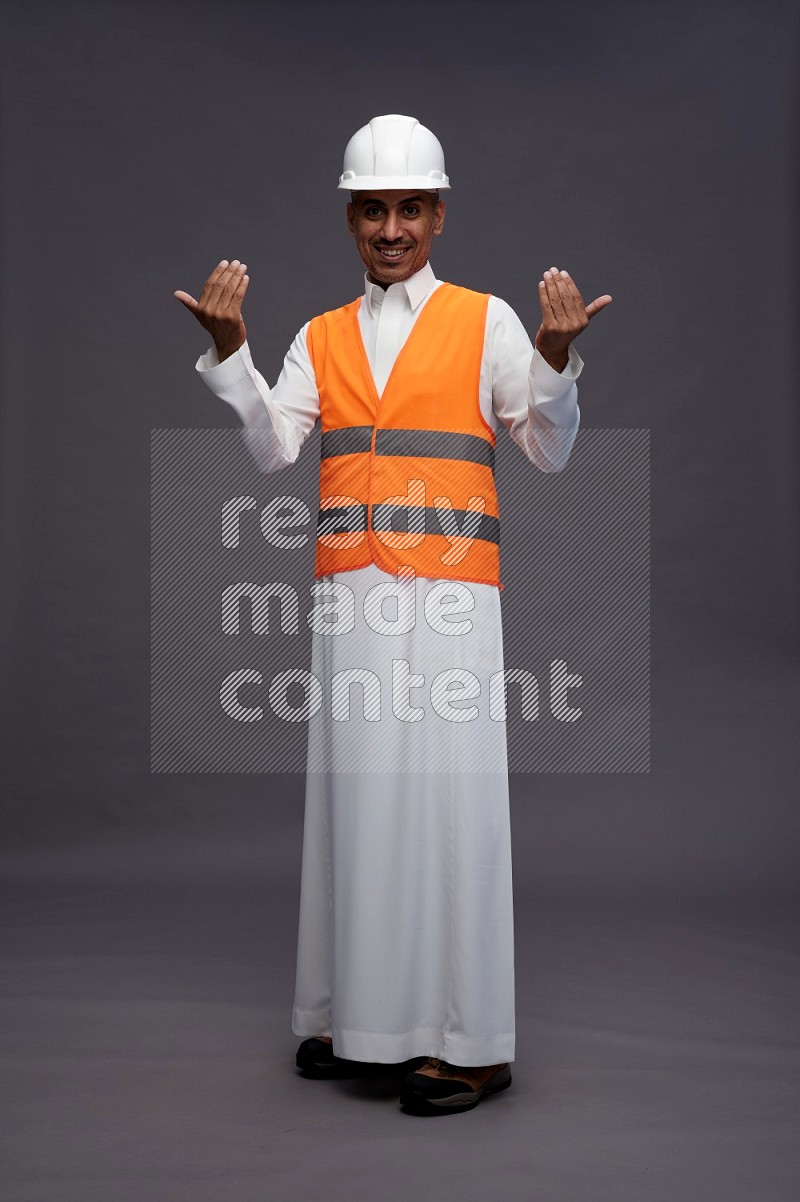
top-left (380, 210), bottom-right (403, 242)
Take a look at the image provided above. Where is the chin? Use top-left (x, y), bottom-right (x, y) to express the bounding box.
top-left (372, 263), bottom-right (417, 285)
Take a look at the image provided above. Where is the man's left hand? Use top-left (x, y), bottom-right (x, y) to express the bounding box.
top-left (535, 265), bottom-right (612, 373)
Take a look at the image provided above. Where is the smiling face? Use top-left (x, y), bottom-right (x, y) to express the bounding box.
top-left (347, 189), bottom-right (446, 288)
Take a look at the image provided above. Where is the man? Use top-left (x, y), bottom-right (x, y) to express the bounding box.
top-left (175, 114), bottom-right (611, 1115)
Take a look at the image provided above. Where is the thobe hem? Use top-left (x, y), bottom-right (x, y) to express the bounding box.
top-left (291, 1006), bottom-right (515, 1066)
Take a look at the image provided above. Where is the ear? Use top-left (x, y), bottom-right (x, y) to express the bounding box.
top-left (433, 199), bottom-right (446, 236)
top-left (346, 201), bottom-right (355, 236)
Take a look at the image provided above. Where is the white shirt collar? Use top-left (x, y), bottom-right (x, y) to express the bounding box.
top-left (363, 260), bottom-right (438, 317)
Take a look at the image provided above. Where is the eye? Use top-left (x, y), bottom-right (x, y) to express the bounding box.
top-left (364, 206), bottom-right (382, 218)
top-left (404, 206), bottom-right (420, 217)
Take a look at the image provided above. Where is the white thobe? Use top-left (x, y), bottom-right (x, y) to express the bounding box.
top-left (195, 261), bottom-right (583, 1066)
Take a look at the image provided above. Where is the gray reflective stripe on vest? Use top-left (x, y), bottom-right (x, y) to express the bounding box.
top-left (320, 426), bottom-right (373, 458)
top-left (317, 504), bottom-right (500, 546)
top-left (321, 426), bottom-right (495, 471)
top-left (373, 503), bottom-right (500, 545)
top-left (317, 504), bottom-right (367, 538)
top-left (375, 428), bottom-right (495, 471)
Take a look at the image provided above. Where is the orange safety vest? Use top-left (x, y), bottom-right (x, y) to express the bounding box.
top-left (306, 282), bottom-right (503, 590)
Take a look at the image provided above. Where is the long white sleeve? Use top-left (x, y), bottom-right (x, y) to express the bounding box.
top-left (195, 328), bottom-right (319, 474)
top-left (486, 295), bottom-right (582, 473)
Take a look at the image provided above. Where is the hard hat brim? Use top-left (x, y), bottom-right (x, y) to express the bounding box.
top-left (338, 174), bottom-right (450, 192)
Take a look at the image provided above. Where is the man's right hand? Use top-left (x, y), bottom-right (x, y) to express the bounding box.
top-left (174, 259), bottom-right (249, 363)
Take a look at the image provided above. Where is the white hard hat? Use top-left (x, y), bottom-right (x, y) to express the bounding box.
top-left (338, 114), bottom-right (450, 192)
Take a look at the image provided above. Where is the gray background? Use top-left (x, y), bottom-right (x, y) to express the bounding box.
top-left (1, 0), bottom-right (798, 1198)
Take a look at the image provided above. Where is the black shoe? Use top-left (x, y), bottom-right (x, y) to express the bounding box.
top-left (296, 1038), bottom-right (429, 1079)
top-left (399, 1057), bottom-right (512, 1114)
top-left (296, 1037), bottom-right (398, 1079)
top-left (296, 1037), bottom-right (354, 1078)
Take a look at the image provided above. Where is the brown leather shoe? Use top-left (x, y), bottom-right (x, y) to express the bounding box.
top-left (400, 1056), bottom-right (512, 1114)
